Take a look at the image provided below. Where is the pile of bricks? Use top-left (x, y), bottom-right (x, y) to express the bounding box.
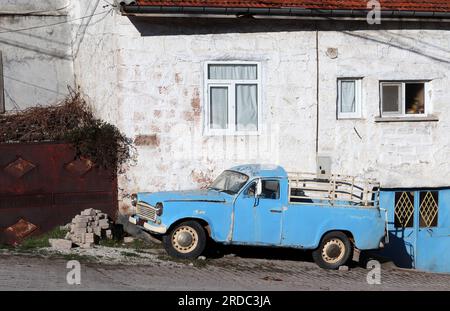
top-left (65, 208), bottom-right (113, 248)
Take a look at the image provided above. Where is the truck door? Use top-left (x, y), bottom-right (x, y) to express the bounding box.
top-left (232, 179), bottom-right (283, 245)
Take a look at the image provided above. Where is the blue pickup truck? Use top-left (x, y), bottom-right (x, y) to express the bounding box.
top-left (129, 164), bottom-right (387, 269)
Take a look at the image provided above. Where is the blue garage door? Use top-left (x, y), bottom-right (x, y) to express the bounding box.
top-left (380, 189), bottom-right (450, 273)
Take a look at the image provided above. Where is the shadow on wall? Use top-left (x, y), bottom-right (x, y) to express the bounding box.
top-left (128, 16), bottom-right (450, 36)
top-left (378, 229), bottom-right (414, 269)
top-left (127, 16), bottom-right (450, 65)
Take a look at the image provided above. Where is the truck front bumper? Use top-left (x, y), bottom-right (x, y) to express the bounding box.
top-left (129, 216), bottom-right (167, 234)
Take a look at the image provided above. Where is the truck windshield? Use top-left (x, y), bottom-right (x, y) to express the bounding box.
top-left (209, 170), bottom-right (249, 195)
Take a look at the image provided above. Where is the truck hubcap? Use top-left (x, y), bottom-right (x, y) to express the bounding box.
top-left (177, 232), bottom-right (193, 247)
top-left (172, 226), bottom-right (198, 253)
top-left (322, 238), bottom-right (345, 264)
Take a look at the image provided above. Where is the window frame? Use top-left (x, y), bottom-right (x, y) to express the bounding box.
top-left (260, 179), bottom-right (280, 200)
top-left (380, 81), bottom-right (430, 118)
top-left (203, 61), bottom-right (262, 136)
top-left (337, 78), bottom-right (362, 119)
top-left (207, 84), bottom-right (231, 131)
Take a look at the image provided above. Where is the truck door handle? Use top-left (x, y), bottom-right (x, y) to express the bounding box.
top-left (270, 209), bottom-right (282, 213)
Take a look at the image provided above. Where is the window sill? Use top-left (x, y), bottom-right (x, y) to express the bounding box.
top-left (337, 117), bottom-right (365, 121)
top-left (203, 131), bottom-right (261, 137)
top-left (374, 115), bottom-right (439, 123)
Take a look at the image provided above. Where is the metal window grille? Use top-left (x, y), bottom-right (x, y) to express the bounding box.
top-left (419, 191), bottom-right (439, 228)
top-left (394, 192), bottom-right (414, 228)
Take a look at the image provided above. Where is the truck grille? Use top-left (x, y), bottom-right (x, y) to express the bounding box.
top-left (136, 202), bottom-right (157, 221)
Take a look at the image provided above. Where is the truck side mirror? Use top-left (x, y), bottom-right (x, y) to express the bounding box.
top-left (255, 179), bottom-right (263, 197)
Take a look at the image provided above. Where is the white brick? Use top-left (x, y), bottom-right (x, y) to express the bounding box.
top-left (105, 230), bottom-right (112, 239)
top-left (124, 236), bottom-right (135, 243)
top-left (74, 222), bottom-right (87, 229)
top-left (49, 239), bottom-right (72, 251)
top-left (73, 228), bottom-right (87, 235)
top-left (81, 208), bottom-right (95, 216)
top-left (80, 243), bottom-right (93, 249)
top-left (84, 233), bottom-right (95, 243)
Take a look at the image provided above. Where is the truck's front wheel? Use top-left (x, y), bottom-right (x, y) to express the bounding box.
top-left (162, 221), bottom-right (206, 259)
top-left (312, 231), bottom-right (353, 269)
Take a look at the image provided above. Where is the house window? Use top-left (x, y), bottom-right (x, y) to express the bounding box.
top-left (337, 78), bottom-right (362, 119)
top-left (380, 81), bottom-right (428, 116)
top-left (205, 62), bottom-right (261, 135)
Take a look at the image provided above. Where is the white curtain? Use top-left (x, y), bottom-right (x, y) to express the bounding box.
top-left (382, 84), bottom-right (401, 113)
top-left (341, 81), bottom-right (356, 113)
top-left (210, 87), bottom-right (228, 129)
top-left (236, 84), bottom-right (258, 131)
top-left (209, 65), bottom-right (257, 80)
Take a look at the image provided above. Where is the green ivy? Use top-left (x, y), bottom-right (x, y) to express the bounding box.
top-left (64, 120), bottom-right (135, 173)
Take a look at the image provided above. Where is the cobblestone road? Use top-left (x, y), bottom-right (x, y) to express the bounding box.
top-left (0, 251), bottom-right (449, 290)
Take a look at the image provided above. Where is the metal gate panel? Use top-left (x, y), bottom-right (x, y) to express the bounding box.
top-left (379, 189), bottom-right (450, 273)
top-left (0, 142), bottom-right (118, 242)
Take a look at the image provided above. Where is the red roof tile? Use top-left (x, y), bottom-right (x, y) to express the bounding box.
top-left (135, 1), bottom-right (450, 12)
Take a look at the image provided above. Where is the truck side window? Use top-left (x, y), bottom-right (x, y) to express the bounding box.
top-left (246, 182), bottom-right (256, 197)
top-left (261, 180), bottom-right (280, 200)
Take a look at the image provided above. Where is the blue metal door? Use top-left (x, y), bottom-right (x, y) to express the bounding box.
top-left (380, 191), bottom-right (416, 268)
top-left (380, 189), bottom-right (450, 273)
top-left (232, 179), bottom-right (283, 245)
top-left (415, 190), bottom-right (450, 273)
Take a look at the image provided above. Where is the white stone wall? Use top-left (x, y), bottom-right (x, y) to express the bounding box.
top-left (71, 7), bottom-right (450, 212)
top-left (318, 29), bottom-right (450, 188)
top-left (0, 0), bottom-right (74, 111)
top-left (70, 0), bottom-right (119, 125)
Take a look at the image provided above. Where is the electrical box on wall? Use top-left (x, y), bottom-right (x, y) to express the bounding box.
top-left (317, 156), bottom-right (332, 178)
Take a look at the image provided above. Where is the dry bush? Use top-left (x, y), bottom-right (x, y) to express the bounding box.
top-left (0, 88), bottom-right (134, 173)
top-left (0, 89), bottom-right (92, 143)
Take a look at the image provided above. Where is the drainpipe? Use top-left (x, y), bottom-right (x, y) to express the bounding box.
top-left (315, 29), bottom-right (319, 155)
top-left (0, 51), bottom-right (4, 114)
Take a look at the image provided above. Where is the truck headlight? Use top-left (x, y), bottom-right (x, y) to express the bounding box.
top-left (131, 193), bottom-right (137, 207)
top-left (156, 202), bottom-right (163, 216)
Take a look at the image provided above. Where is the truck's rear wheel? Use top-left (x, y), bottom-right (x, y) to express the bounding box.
top-left (312, 231), bottom-right (352, 269)
top-left (163, 221), bottom-right (206, 259)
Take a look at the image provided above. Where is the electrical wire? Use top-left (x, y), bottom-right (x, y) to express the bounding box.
top-left (0, 9), bottom-right (113, 34)
top-left (0, 4), bottom-right (70, 16)
top-left (101, 0), bottom-right (117, 7)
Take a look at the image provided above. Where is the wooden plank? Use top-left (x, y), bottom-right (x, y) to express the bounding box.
top-left (287, 171), bottom-right (380, 208)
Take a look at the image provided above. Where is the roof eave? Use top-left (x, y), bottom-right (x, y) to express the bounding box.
top-left (120, 4), bottom-right (450, 19)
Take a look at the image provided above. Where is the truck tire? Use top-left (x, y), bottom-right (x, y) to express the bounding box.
top-left (162, 220), bottom-right (206, 259)
top-left (312, 231), bottom-right (353, 270)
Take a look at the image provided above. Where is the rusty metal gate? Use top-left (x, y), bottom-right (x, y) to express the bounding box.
top-left (0, 142), bottom-right (117, 243)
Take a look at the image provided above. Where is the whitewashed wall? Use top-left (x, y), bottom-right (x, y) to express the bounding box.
top-left (0, 0), bottom-right (74, 111)
top-left (319, 29), bottom-right (450, 188)
top-left (72, 5), bottom-right (450, 213)
top-left (70, 0), bottom-right (119, 125)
